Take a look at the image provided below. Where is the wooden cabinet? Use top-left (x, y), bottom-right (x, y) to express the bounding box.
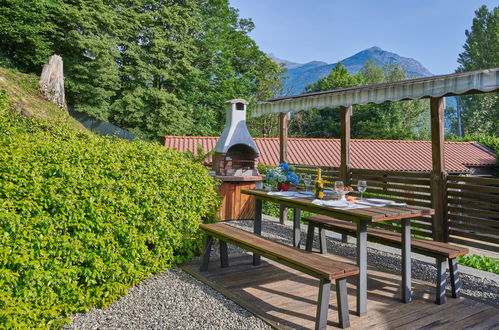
top-left (217, 180), bottom-right (259, 221)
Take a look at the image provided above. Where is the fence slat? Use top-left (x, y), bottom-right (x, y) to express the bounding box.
top-left (447, 182), bottom-right (499, 194)
top-left (447, 175), bottom-right (499, 185)
top-left (448, 197), bottom-right (499, 212)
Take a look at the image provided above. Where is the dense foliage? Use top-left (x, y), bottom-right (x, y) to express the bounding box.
top-left (448, 133), bottom-right (499, 177)
top-left (0, 0), bottom-right (282, 141)
top-left (457, 5), bottom-right (499, 136)
top-left (0, 90), bottom-right (220, 328)
top-left (289, 62), bottom-right (430, 140)
top-left (458, 255), bottom-right (499, 274)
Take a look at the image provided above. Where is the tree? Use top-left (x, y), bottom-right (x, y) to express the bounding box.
top-left (289, 63), bottom-right (363, 138)
top-left (290, 61), bottom-right (430, 140)
top-left (0, 0), bottom-right (283, 142)
top-left (457, 5), bottom-right (499, 136)
top-left (193, 0), bottom-right (283, 136)
top-left (353, 62), bottom-right (430, 140)
top-left (0, 0), bottom-right (61, 72)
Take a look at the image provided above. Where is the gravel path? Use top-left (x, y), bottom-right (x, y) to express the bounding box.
top-left (67, 216), bottom-right (498, 329)
top-left (66, 267), bottom-right (270, 330)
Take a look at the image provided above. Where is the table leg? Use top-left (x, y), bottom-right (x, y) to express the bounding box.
top-left (356, 221), bottom-right (367, 316)
top-left (402, 218), bottom-right (412, 303)
top-left (253, 199), bottom-right (262, 266)
top-left (293, 208), bottom-right (301, 248)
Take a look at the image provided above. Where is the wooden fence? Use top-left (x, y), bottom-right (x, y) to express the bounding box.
top-left (291, 165), bottom-right (499, 253)
top-left (350, 168), bottom-right (434, 240)
top-left (447, 175), bottom-right (499, 252)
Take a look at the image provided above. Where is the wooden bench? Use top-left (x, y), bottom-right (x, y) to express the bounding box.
top-left (303, 215), bottom-right (469, 305)
top-left (200, 222), bottom-right (359, 329)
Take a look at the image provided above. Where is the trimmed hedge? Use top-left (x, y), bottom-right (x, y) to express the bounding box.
top-left (0, 90), bottom-right (220, 328)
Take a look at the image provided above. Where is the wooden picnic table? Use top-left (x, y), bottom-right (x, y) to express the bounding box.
top-left (241, 189), bottom-right (434, 317)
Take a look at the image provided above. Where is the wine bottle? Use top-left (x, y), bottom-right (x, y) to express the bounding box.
top-left (314, 168), bottom-right (324, 199)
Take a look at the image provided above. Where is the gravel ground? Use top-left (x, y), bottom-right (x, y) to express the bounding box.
top-left (67, 216), bottom-right (498, 329)
top-left (66, 267), bottom-right (270, 330)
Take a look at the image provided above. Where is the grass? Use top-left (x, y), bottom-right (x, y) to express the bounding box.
top-left (0, 67), bottom-right (83, 128)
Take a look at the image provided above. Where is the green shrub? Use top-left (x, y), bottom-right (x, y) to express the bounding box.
top-left (0, 91), bottom-right (220, 328)
top-left (449, 133), bottom-right (499, 177)
top-left (458, 254), bottom-right (499, 274)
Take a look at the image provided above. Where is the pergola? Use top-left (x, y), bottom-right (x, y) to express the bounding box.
top-left (251, 67), bottom-right (499, 242)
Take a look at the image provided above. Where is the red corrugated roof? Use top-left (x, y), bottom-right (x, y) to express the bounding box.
top-left (164, 136), bottom-right (496, 173)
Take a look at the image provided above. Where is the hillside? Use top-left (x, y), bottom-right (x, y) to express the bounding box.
top-left (0, 68), bottom-right (83, 129)
top-left (274, 46), bottom-right (432, 96)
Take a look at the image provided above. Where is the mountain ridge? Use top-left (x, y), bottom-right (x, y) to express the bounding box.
top-left (271, 46), bottom-right (432, 96)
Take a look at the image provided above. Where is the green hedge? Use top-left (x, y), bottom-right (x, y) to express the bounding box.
top-left (449, 133), bottom-right (499, 177)
top-left (0, 90), bottom-right (220, 328)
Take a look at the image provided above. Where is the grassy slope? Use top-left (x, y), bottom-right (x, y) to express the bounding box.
top-left (0, 67), bottom-right (84, 130)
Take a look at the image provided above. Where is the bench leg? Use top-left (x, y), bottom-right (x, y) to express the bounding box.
top-left (449, 258), bottom-right (461, 298)
top-left (253, 199), bottom-right (262, 266)
top-left (220, 240), bottom-right (229, 268)
top-left (316, 278), bottom-right (331, 330)
top-left (306, 224), bottom-right (315, 252)
top-left (436, 256), bottom-right (447, 304)
top-left (341, 233), bottom-right (348, 243)
top-left (200, 236), bottom-right (213, 271)
top-left (293, 208), bottom-right (301, 248)
top-left (356, 221), bottom-right (367, 316)
top-left (401, 218), bottom-right (412, 303)
top-left (336, 278), bottom-right (350, 329)
top-left (319, 227), bottom-right (327, 255)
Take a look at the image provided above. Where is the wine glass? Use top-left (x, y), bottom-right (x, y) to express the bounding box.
top-left (358, 180), bottom-right (367, 200)
top-left (303, 174), bottom-right (312, 192)
top-left (334, 181), bottom-right (344, 194)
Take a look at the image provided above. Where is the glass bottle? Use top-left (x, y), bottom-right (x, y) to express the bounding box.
top-left (314, 168), bottom-right (324, 199)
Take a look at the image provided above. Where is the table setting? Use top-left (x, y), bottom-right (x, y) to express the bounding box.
top-left (263, 164), bottom-right (408, 210)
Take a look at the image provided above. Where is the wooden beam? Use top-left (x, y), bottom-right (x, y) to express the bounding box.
top-left (430, 97), bottom-right (448, 242)
top-left (279, 112), bottom-right (289, 163)
top-left (340, 106), bottom-right (352, 185)
top-left (279, 112), bottom-right (289, 224)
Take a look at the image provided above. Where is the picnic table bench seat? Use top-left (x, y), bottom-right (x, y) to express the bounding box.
top-left (199, 222), bottom-right (359, 329)
top-left (303, 215), bottom-right (469, 305)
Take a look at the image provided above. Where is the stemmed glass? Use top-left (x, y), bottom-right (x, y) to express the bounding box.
top-left (303, 174), bottom-right (312, 192)
top-left (358, 180), bottom-right (367, 200)
top-left (334, 181), bottom-right (344, 197)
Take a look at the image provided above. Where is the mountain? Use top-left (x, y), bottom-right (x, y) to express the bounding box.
top-left (273, 46), bottom-right (433, 96)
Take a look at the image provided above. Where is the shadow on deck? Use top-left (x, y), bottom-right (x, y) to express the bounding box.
top-left (182, 253), bottom-right (499, 329)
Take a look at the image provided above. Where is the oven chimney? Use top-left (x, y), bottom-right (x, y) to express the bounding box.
top-left (212, 99), bottom-right (260, 176)
top-left (215, 99), bottom-right (259, 155)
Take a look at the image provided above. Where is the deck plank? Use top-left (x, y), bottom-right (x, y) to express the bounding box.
top-left (182, 252), bottom-right (499, 329)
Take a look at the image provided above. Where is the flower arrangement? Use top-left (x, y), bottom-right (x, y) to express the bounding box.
top-left (265, 162), bottom-right (301, 190)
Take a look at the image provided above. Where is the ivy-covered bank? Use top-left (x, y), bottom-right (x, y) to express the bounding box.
top-left (0, 90), bottom-right (219, 328)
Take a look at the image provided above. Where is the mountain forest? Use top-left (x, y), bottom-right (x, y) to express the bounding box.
top-left (0, 1), bottom-right (497, 142)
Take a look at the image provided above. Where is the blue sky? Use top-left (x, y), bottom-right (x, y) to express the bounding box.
top-left (228, 1), bottom-right (497, 75)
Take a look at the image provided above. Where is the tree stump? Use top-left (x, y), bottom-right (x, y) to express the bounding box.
top-left (39, 55), bottom-right (67, 110)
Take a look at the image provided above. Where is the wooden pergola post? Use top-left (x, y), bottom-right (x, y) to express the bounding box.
top-left (340, 106), bottom-right (352, 185)
top-left (279, 112), bottom-right (290, 224)
top-left (430, 97), bottom-right (449, 242)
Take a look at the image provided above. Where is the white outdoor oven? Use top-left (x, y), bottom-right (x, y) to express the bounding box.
top-left (212, 99), bottom-right (263, 221)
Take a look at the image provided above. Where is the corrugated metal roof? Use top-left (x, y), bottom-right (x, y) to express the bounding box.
top-left (251, 68), bottom-right (499, 117)
top-left (164, 136), bottom-right (496, 173)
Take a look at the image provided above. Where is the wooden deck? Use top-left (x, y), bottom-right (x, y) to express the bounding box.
top-left (182, 253), bottom-right (499, 329)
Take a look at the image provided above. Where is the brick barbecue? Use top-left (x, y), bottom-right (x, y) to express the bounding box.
top-left (212, 99), bottom-right (263, 221)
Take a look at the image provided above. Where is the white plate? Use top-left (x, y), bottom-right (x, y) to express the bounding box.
top-left (366, 198), bottom-right (396, 205)
top-left (323, 200), bottom-right (350, 208)
top-left (356, 200), bottom-right (386, 207)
